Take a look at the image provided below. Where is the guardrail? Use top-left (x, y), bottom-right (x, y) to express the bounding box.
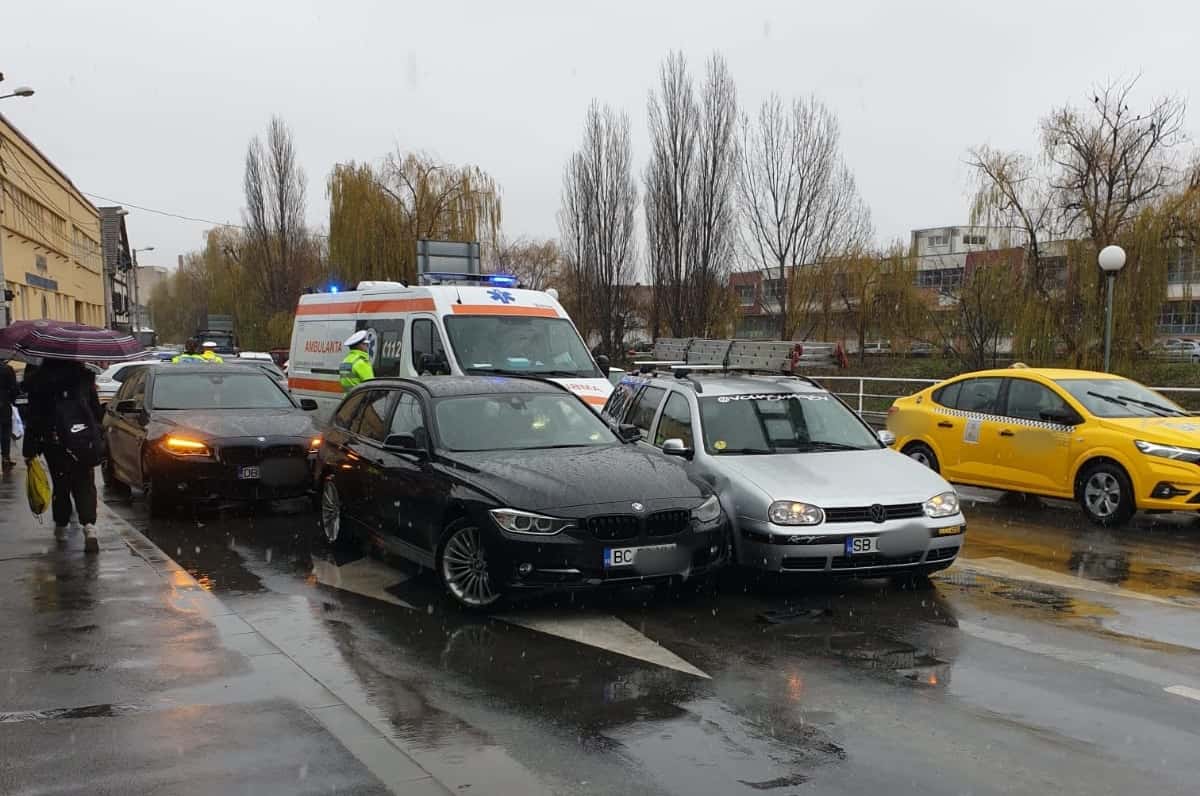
top-left (811, 375), bottom-right (1200, 426)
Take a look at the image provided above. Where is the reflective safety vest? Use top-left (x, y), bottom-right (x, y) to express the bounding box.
top-left (339, 348), bottom-right (374, 391)
top-left (171, 353), bottom-right (206, 363)
top-left (200, 350), bottom-right (224, 364)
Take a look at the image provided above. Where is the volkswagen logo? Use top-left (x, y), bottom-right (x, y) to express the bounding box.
top-left (869, 503), bottom-right (887, 524)
top-left (631, 502), bottom-right (645, 513)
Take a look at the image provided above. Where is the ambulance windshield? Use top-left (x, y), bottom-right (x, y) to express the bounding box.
top-left (443, 316), bottom-right (602, 379)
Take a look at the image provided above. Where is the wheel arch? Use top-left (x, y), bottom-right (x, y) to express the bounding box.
top-left (1072, 454), bottom-right (1136, 503)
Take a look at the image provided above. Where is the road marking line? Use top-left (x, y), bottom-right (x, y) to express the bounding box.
top-left (310, 558), bottom-right (416, 609)
top-left (1165, 685), bottom-right (1200, 702)
top-left (948, 557), bottom-right (1200, 608)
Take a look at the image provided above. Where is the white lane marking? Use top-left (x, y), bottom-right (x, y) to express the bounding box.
top-left (947, 557), bottom-right (1200, 608)
top-left (310, 558), bottom-right (416, 609)
top-left (500, 611), bottom-right (710, 679)
top-left (1165, 685), bottom-right (1200, 702)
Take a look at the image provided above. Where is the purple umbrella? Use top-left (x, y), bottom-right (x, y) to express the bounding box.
top-left (0, 320), bottom-right (146, 363)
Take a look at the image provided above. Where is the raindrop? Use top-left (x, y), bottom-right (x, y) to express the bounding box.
top-left (266, 548), bottom-right (273, 563)
top-left (176, 547), bottom-right (182, 556)
top-left (195, 546), bottom-right (200, 554)
top-left (427, 604), bottom-right (434, 615)
top-left (298, 763), bottom-right (309, 780)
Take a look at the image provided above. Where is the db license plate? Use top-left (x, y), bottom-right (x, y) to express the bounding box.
top-left (238, 466), bottom-right (260, 480)
top-left (845, 536), bottom-right (879, 555)
top-left (604, 544), bottom-right (675, 568)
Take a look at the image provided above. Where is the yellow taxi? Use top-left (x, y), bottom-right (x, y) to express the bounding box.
top-left (887, 367), bottom-right (1200, 525)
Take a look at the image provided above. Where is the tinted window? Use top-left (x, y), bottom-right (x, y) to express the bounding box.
top-left (334, 392), bottom-right (367, 429)
top-left (932, 380), bottom-right (961, 408)
top-left (353, 390), bottom-right (393, 442)
top-left (655, 392), bottom-right (694, 448)
top-left (435, 393), bottom-right (615, 451)
top-left (443, 315), bottom-right (602, 378)
top-left (411, 318), bottom-right (447, 372)
top-left (955, 378), bottom-right (1003, 414)
top-left (389, 393), bottom-right (426, 440)
top-left (117, 368), bottom-right (147, 403)
top-left (1006, 379), bottom-right (1070, 422)
top-left (151, 373), bottom-right (291, 410)
top-left (627, 386), bottom-right (667, 439)
top-left (698, 393), bottom-right (878, 454)
top-left (603, 379), bottom-right (640, 423)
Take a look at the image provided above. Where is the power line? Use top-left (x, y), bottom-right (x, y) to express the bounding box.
top-left (81, 192), bottom-right (244, 229)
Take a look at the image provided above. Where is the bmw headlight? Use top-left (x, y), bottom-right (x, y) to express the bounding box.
top-left (768, 501), bottom-right (824, 526)
top-left (489, 508), bottom-right (573, 535)
top-left (1134, 440), bottom-right (1200, 463)
top-left (691, 495), bottom-right (721, 524)
top-left (923, 491), bottom-right (960, 518)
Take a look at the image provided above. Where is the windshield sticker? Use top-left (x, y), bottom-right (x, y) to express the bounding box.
top-left (716, 394), bottom-right (829, 403)
top-left (963, 418), bottom-right (982, 444)
top-left (714, 440), bottom-right (727, 451)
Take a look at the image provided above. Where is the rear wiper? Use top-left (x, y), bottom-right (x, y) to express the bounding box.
top-left (1116, 394), bottom-right (1187, 416)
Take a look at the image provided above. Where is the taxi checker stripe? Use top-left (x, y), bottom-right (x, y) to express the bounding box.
top-left (936, 407), bottom-right (1070, 432)
top-left (296, 298), bottom-right (437, 316)
top-left (450, 304), bottom-right (560, 317)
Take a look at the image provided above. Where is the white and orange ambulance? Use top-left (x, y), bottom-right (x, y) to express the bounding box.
top-left (287, 275), bottom-right (613, 422)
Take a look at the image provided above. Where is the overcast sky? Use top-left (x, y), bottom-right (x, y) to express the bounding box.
top-left (5, 0), bottom-right (1198, 275)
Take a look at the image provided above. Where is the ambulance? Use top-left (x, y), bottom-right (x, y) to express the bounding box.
top-left (287, 274), bottom-right (613, 423)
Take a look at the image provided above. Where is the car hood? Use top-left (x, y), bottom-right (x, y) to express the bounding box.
top-left (1098, 416), bottom-right (1200, 446)
top-left (152, 408), bottom-right (319, 441)
top-left (442, 445), bottom-right (706, 514)
top-left (713, 447), bottom-right (953, 507)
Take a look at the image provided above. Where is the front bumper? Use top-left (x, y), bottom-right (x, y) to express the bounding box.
top-left (148, 442), bottom-right (316, 503)
top-left (486, 512), bottom-right (730, 592)
top-left (736, 514), bottom-right (965, 574)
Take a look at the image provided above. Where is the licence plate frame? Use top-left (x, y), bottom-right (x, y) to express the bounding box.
top-left (238, 466), bottom-right (261, 480)
top-left (845, 536), bottom-right (879, 555)
top-left (604, 543), bottom-right (676, 568)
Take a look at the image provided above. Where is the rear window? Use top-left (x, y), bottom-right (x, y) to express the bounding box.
top-left (931, 381), bottom-right (961, 408)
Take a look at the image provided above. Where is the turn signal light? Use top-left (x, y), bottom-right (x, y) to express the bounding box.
top-left (309, 436), bottom-right (323, 453)
top-left (162, 436), bottom-right (210, 456)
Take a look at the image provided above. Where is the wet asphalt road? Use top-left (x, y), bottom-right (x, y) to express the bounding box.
top-left (100, 487), bottom-right (1200, 796)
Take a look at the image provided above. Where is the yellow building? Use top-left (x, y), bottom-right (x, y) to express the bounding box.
top-left (0, 111), bottom-right (104, 327)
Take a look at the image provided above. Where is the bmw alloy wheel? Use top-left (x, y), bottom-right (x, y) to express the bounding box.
top-left (321, 480), bottom-right (342, 544)
top-left (440, 525), bottom-right (500, 608)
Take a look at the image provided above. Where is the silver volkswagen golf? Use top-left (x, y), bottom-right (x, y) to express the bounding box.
top-left (602, 370), bottom-right (965, 578)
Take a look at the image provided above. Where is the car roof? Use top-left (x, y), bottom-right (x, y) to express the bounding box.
top-left (942, 367), bottom-right (1122, 382)
top-left (145, 363), bottom-right (275, 375)
top-left (358, 375), bottom-right (573, 398)
top-left (620, 371), bottom-right (827, 397)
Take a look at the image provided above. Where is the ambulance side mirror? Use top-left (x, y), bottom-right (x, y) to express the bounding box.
top-left (595, 354), bottom-right (611, 376)
top-left (420, 354), bottom-right (449, 376)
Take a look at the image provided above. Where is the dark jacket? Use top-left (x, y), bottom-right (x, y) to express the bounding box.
top-left (22, 360), bottom-right (102, 460)
top-left (0, 361), bottom-right (16, 409)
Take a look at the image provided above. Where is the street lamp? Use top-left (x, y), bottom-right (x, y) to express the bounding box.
top-left (131, 246), bottom-right (155, 330)
top-left (1098, 244), bottom-right (1127, 372)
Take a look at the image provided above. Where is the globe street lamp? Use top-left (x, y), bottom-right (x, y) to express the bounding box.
top-left (1098, 244), bottom-right (1127, 372)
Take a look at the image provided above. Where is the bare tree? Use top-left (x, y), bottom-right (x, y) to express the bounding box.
top-left (735, 94), bottom-right (870, 340)
top-left (491, 236), bottom-right (561, 291)
top-left (243, 116), bottom-right (308, 314)
top-left (560, 102), bottom-right (638, 356)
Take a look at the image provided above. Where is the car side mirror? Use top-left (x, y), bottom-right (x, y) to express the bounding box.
top-left (877, 429), bottom-right (897, 447)
top-left (1041, 407), bottom-right (1082, 425)
top-left (661, 438), bottom-right (693, 459)
top-left (114, 399), bottom-right (138, 415)
top-left (420, 354), bottom-right (449, 376)
top-left (384, 433), bottom-right (426, 454)
top-left (299, 398), bottom-right (318, 411)
top-left (617, 423), bottom-right (642, 443)
top-left (595, 354), bottom-right (611, 376)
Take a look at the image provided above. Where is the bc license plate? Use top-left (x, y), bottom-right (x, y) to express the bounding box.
top-left (845, 536), bottom-right (879, 555)
top-left (238, 466), bottom-right (260, 480)
top-left (604, 544), bottom-right (675, 568)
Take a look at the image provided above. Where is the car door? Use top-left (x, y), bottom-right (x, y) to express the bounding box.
top-left (942, 377), bottom-right (1006, 485)
top-left (922, 379), bottom-right (965, 475)
top-left (106, 368), bottom-right (149, 486)
top-left (375, 390), bottom-right (443, 554)
top-left (993, 377), bottom-right (1077, 494)
top-left (343, 389), bottom-right (396, 529)
top-left (410, 317), bottom-right (450, 375)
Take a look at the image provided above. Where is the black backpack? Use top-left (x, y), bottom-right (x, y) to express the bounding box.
top-left (53, 392), bottom-right (103, 467)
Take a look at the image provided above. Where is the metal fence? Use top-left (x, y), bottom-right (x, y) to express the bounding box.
top-left (811, 375), bottom-right (1200, 426)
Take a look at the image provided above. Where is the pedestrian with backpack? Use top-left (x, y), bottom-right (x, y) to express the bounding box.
top-left (22, 358), bottom-right (104, 552)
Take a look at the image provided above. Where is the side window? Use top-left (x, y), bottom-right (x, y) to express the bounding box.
top-left (371, 320), bottom-right (406, 378)
top-left (932, 380), bottom-right (962, 408)
top-left (352, 390), bottom-right (393, 442)
top-left (126, 369), bottom-right (148, 405)
top-left (955, 378), bottom-right (1003, 415)
top-left (1005, 378), bottom-right (1069, 422)
top-left (411, 318), bottom-right (447, 372)
top-left (388, 392), bottom-right (427, 446)
top-left (603, 379), bottom-right (639, 423)
top-left (654, 392), bottom-right (694, 448)
top-left (333, 392), bottom-right (367, 429)
top-left (627, 386), bottom-right (667, 439)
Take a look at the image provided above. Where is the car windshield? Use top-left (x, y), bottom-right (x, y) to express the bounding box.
top-left (698, 393), bottom-right (880, 454)
top-left (443, 316), bottom-right (601, 379)
top-left (1056, 378), bottom-right (1188, 418)
top-left (151, 373), bottom-right (293, 410)
top-left (435, 393), bottom-right (616, 451)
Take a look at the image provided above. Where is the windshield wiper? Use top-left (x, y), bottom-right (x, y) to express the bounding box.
top-left (713, 447), bottom-right (773, 455)
top-left (789, 441), bottom-right (869, 452)
top-left (466, 367), bottom-right (584, 378)
top-left (1116, 394), bottom-right (1187, 417)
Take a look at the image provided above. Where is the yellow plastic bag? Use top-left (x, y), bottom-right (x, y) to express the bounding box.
top-left (26, 457), bottom-right (51, 516)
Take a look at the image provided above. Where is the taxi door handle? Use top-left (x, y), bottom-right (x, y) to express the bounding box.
top-left (937, 421), bottom-right (954, 428)
top-left (999, 429), bottom-right (1015, 437)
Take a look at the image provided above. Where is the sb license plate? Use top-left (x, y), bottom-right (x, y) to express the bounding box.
top-left (238, 466), bottom-right (260, 480)
top-left (604, 544), bottom-right (675, 568)
top-left (845, 536), bottom-right (879, 555)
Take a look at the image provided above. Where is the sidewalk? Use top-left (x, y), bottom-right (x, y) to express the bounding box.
top-left (0, 461), bottom-right (450, 795)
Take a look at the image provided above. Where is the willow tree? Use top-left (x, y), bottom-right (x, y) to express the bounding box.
top-left (328, 151), bottom-right (502, 286)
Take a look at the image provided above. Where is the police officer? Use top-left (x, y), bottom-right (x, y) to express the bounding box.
top-left (199, 341), bottom-right (224, 364)
top-left (339, 330), bottom-right (374, 391)
top-left (172, 339), bottom-right (205, 363)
